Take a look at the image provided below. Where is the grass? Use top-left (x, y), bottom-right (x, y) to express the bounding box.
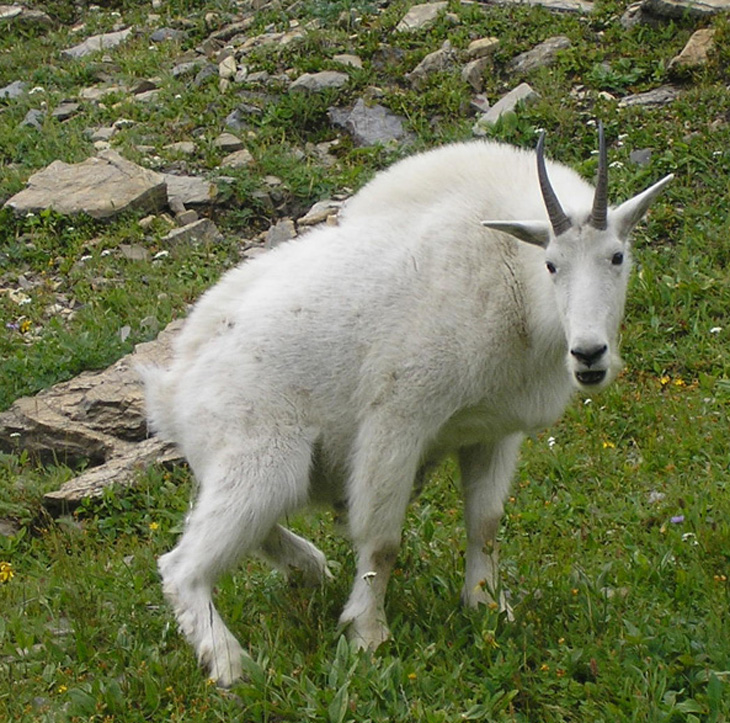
top-left (1, 0), bottom-right (729, 720)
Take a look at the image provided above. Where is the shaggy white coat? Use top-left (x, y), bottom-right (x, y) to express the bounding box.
top-left (142, 138), bottom-right (671, 686)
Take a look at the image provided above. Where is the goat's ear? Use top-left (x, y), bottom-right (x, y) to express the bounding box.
top-left (481, 220), bottom-right (551, 248)
top-left (612, 174), bottom-right (673, 240)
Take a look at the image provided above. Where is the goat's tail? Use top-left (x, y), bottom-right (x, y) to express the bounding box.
top-left (137, 363), bottom-right (180, 444)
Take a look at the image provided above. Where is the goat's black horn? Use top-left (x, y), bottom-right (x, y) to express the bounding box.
top-left (589, 121), bottom-right (608, 230)
top-left (537, 132), bottom-right (571, 236)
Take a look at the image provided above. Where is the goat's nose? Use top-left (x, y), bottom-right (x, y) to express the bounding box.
top-left (570, 344), bottom-right (607, 367)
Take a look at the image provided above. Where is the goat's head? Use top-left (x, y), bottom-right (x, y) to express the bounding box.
top-left (483, 124), bottom-right (673, 391)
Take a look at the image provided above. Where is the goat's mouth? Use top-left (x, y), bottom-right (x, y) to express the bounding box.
top-left (575, 370), bottom-right (607, 386)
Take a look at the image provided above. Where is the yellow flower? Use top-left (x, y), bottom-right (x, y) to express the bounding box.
top-left (407, 672), bottom-right (417, 680)
top-left (57, 685), bottom-right (68, 694)
top-left (660, 376), bottom-right (671, 387)
top-left (0, 561), bottom-right (14, 583)
top-left (148, 521), bottom-right (159, 531)
top-left (19, 319), bottom-right (32, 334)
top-left (602, 440), bottom-right (616, 449)
top-left (673, 378), bottom-right (686, 387)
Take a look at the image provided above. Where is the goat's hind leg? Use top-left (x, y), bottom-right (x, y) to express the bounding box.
top-left (259, 524), bottom-right (332, 586)
top-left (159, 440), bottom-right (311, 686)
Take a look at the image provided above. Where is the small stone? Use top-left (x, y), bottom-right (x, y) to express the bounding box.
top-left (406, 40), bottom-right (457, 88)
top-left (119, 244), bottom-right (150, 261)
top-left (630, 149), bottom-right (652, 166)
top-left (87, 126), bottom-right (117, 142)
top-left (467, 37), bottom-right (500, 59)
top-left (62, 28), bottom-right (133, 59)
top-left (134, 89), bottom-right (160, 103)
top-left (396, 2), bottom-right (448, 32)
top-left (669, 28), bottom-right (715, 70)
top-left (164, 141), bottom-right (196, 155)
top-left (328, 98), bottom-right (410, 147)
top-left (131, 79), bottom-right (158, 95)
top-left (150, 27), bottom-right (186, 43)
top-left (619, 85), bottom-right (680, 108)
top-left (221, 148), bottom-right (254, 168)
top-left (298, 199), bottom-right (342, 226)
top-left (219, 55), bottom-right (238, 79)
top-left (20, 109), bottom-right (45, 129)
top-left (51, 101), bottom-right (80, 121)
top-left (508, 36), bottom-right (571, 75)
top-left (290, 70), bottom-right (348, 92)
top-left (265, 218), bottom-right (296, 248)
top-left (333, 54), bottom-right (363, 69)
top-left (0, 79), bottom-right (27, 99)
top-left (164, 174), bottom-right (218, 208)
top-left (473, 82), bottom-right (540, 133)
top-left (462, 56), bottom-right (490, 92)
top-left (175, 209), bottom-right (198, 226)
top-left (162, 218), bottom-right (224, 245)
top-left (214, 132), bottom-right (244, 152)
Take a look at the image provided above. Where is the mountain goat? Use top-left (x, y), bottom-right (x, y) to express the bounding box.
top-left (142, 125), bottom-right (672, 686)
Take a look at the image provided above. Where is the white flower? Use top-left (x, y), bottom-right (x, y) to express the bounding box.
top-left (547, 436), bottom-right (556, 449)
top-left (710, 327), bottom-right (722, 334)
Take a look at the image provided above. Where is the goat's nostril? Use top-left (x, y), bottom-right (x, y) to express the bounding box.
top-left (570, 344), bottom-right (607, 367)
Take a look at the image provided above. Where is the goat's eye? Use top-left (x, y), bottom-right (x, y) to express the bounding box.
top-left (611, 252), bottom-right (624, 266)
top-left (546, 261), bottom-right (557, 275)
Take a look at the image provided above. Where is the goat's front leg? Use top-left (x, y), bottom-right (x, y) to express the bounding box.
top-left (459, 435), bottom-right (523, 619)
top-left (339, 423), bottom-right (423, 649)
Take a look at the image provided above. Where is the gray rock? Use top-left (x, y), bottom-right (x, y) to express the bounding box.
top-left (151, 26), bottom-right (186, 43)
top-left (290, 70), bottom-right (349, 92)
top-left (298, 199), bottom-right (343, 226)
top-left (20, 108), bottom-right (44, 129)
top-left (508, 36), bottom-right (571, 75)
top-left (669, 28), bottom-right (715, 70)
top-left (192, 63), bottom-right (218, 87)
top-left (630, 149), bottom-right (653, 166)
top-left (51, 101), bottom-right (80, 121)
top-left (214, 132), bottom-right (244, 152)
top-left (618, 85), bottom-right (680, 107)
top-left (644, 0), bottom-right (730, 16)
top-left (265, 218), bottom-right (296, 249)
top-left (0, 4), bottom-right (53, 29)
top-left (406, 40), bottom-right (457, 88)
top-left (164, 141), bottom-right (196, 155)
top-left (462, 56), bottom-right (491, 92)
top-left (328, 98), bottom-right (410, 147)
top-left (119, 244), bottom-right (150, 261)
top-left (396, 2), bottom-right (448, 32)
top-left (0, 518), bottom-right (20, 537)
top-left (62, 28), bottom-right (133, 59)
top-left (333, 54), bottom-right (363, 69)
top-left (164, 174), bottom-right (218, 208)
top-left (467, 37), bottom-right (500, 59)
top-left (162, 218), bottom-right (224, 246)
top-left (0, 79), bottom-right (27, 100)
top-left (171, 60), bottom-right (205, 78)
top-left (0, 320), bottom-right (183, 477)
top-left (481, 0), bottom-right (593, 11)
top-left (221, 148), bottom-right (254, 168)
top-left (473, 83), bottom-right (540, 133)
top-left (4, 150), bottom-right (167, 219)
top-left (225, 104), bottom-right (263, 130)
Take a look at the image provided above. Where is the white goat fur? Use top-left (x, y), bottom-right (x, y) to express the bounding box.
top-left (142, 137), bottom-right (671, 686)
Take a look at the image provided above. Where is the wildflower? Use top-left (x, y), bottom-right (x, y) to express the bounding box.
top-left (57, 684), bottom-right (68, 694)
top-left (0, 561), bottom-right (14, 583)
top-left (148, 521), bottom-right (159, 531)
top-left (673, 377), bottom-right (686, 387)
top-left (540, 664), bottom-right (550, 672)
top-left (571, 588), bottom-right (579, 596)
top-left (670, 515), bottom-right (685, 524)
top-left (660, 376), bottom-right (671, 387)
top-left (407, 672), bottom-right (417, 680)
top-left (19, 319), bottom-right (32, 334)
top-left (710, 327), bottom-right (722, 334)
top-left (602, 440), bottom-right (616, 449)
top-left (547, 436), bottom-right (556, 448)
top-left (714, 574), bottom-right (727, 583)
